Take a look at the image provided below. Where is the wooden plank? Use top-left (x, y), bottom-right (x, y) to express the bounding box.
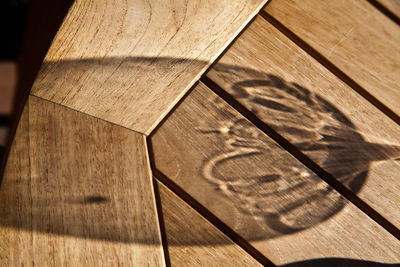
top-left (0, 96), bottom-right (164, 266)
top-left (206, 16), bottom-right (400, 229)
top-left (376, 0), bottom-right (400, 18)
top-left (156, 181), bottom-right (261, 267)
top-left (150, 82), bottom-right (400, 265)
top-left (30, 0), bottom-right (268, 135)
top-left (0, 102), bottom-right (33, 266)
top-left (265, 0), bottom-right (400, 117)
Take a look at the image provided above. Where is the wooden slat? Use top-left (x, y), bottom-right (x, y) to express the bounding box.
top-left (156, 181), bottom-right (261, 267)
top-left (0, 97), bottom-right (164, 266)
top-left (0, 101), bottom-right (33, 266)
top-left (30, 0), bottom-right (268, 135)
top-left (207, 16), bottom-right (400, 229)
top-left (376, 0), bottom-right (400, 18)
top-left (150, 82), bottom-right (400, 265)
top-left (265, 0), bottom-right (400, 117)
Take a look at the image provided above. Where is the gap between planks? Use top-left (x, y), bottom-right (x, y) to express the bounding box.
top-left (142, 2), bottom-right (400, 256)
top-left (148, 128), bottom-right (275, 266)
top-left (29, 94), bottom-right (145, 136)
top-left (200, 75), bottom-right (400, 240)
top-left (152, 178), bottom-right (172, 267)
top-left (145, 6), bottom-right (400, 242)
top-left (149, 170), bottom-right (276, 267)
top-left (258, 10), bottom-right (400, 128)
top-left (365, 0), bottom-right (400, 25)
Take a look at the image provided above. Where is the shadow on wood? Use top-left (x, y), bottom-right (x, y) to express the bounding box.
top-left (1, 57), bottom-right (399, 247)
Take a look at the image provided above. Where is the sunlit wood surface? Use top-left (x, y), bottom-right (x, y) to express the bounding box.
top-left (150, 82), bottom-right (400, 265)
top-left (0, 96), bottom-right (164, 266)
top-left (1, 0), bottom-right (400, 266)
top-left (157, 181), bottom-right (261, 266)
top-left (207, 16), bottom-right (400, 229)
top-left (266, 0), bottom-right (400, 118)
top-left (31, 0), bottom-right (267, 134)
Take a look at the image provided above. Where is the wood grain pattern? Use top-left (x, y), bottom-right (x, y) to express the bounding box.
top-left (207, 16), bottom-right (400, 229)
top-left (31, 0), bottom-right (268, 135)
top-left (266, 0), bottom-right (400, 117)
top-left (0, 103), bottom-right (33, 266)
top-left (150, 82), bottom-right (400, 265)
top-left (0, 96), bottom-right (164, 266)
top-left (156, 181), bottom-right (261, 267)
top-left (376, 0), bottom-right (400, 17)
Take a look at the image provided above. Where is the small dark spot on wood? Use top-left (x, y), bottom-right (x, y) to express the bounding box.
top-left (84, 195), bottom-right (110, 204)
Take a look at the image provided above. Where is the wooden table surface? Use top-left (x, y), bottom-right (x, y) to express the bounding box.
top-left (1, 0), bottom-right (399, 266)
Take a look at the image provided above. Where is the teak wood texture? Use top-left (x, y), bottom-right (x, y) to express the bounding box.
top-left (1, 0), bottom-right (400, 265)
top-left (31, 0), bottom-right (268, 135)
top-left (266, 0), bottom-right (400, 117)
top-left (150, 82), bottom-right (400, 265)
top-left (0, 97), bottom-right (164, 266)
top-left (207, 17), bottom-right (400, 229)
top-left (156, 181), bottom-right (261, 267)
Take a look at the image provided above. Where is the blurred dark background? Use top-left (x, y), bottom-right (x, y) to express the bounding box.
top-left (0, 0), bottom-right (73, 182)
top-left (0, 0), bottom-right (30, 161)
top-left (0, 0), bottom-right (30, 60)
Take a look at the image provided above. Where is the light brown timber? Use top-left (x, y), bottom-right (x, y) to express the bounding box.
top-left (150, 82), bottom-right (400, 265)
top-left (0, 97), bottom-right (164, 266)
top-left (266, 0), bottom-right (400, 117)
top-left (31, 0), bottom-right (268, 135)
top-left (206, 16), bottom-right (400, 229)
top-left (156, 181), bottom-right (262, 267)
